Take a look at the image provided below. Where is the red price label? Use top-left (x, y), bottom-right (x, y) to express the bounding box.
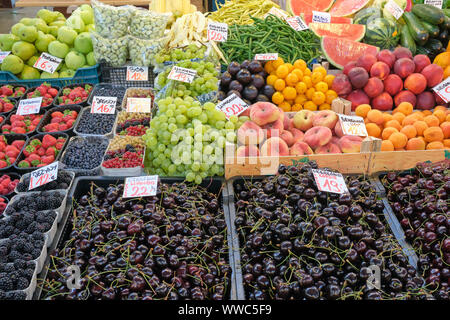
top-left (33, 52), bottom-right (62, 74)
top-left (338, 114), bottom-right (368, 137)
top-left (126, 66), bottom-right (148, 81)
top-left (167, 66), bottom-right (197, 83)
top-left (29, 162), bottom-right (58, 190)
top-left (216, 93), bottom-right (250, 119)
top-left (126, 97), bottom-right (152, 113)
top-left (285, 16), bottom-right (308, 31)
top-left (17, 97), bottom-right (42, 115)
top-left (254, 53), bottom-right (278, 61)
top-left (312, 169), bottom-right (349, 194)
top-left (123, 175), bottom-right (158, 198)
top-left (91, 96), bottom-right (117, 114)
top-left (207, 22), bottom-right (228, 42)
top-left (432, 77), bottom-right (450, 103)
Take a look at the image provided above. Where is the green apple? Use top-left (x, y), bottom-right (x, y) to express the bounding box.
top-left (84, 24), bottom-right (95, 32)
top-left (18, 25), bottom-right (38, 42)
top-left (37, 8), bottom-right (59, 24)
top-left (41, 71), bottom-right (59, 79)
top-left (48, 26), bottom-right (59, 38)
top-left (65, 51), bottom-right (85, 70)
top-left (1, 54), bottom-right (24, 74)
top-left (74, 32), bottom-right (92, 54)
top-left (12, 41), bottom-right (36, 61)
top-left (11, 23), bottom-right (24, 36)
top-left (49, 20), bottom-right (65, 28)
top-left (79, 8), bottom-right (94, 25)
top-left (20, 65), bottom-right (40, 79)
top-left (55, 12), bottom-right (66, 22)
top-left (26, 55), bottom-right (40, 67)
top-left (66, 14), bottom-right (85, 34)
top-left (0, 34), bottom-right (20, 51)
top-left (57, 26), bottom-right (77, 45)
top-left (48, 40), bottom-right (69, 59)
top-left (31, 18), bottom-right (49, 34)
top-left (60, 69), bottom-right (75, 78)
top-left (19, 18), bottom-right (33, 26)
top-left (86, 51), bottom-right (96, 66)
top-left (35, 31), bottom-right (55, 52)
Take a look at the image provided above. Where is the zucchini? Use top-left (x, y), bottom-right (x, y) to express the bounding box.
top-left (425, 39), bottom-right (444, 55)
top-left (412, 4), bottom-right (445, 25)
top-left (444, 9), bottom-right (450, 18)
top-left (422, 21), bottom-right (440, 38)
top-left (400, 24), bottom-right (416, 55)
top-left (416, 46), bottom-right (433, 57)
top-left (439, 28), bottom-right (449, 42)
top-left (403, 12), bottom-right (429, 43)
top-left (441, 15), bottom-right (450, 30)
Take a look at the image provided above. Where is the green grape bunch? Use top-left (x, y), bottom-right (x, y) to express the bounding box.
top-left (154, 44), bottom-right (208, 65)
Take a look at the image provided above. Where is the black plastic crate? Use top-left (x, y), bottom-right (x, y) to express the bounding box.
top-left (100, 62), bottom-right (156, 88)
top-left (87, 83), bottom-right (127, 108)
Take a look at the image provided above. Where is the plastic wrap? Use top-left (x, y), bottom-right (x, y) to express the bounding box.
top-left (130, 9), bottom-right (171, 39)
top-left (92, 0), bottom-right (134, 38)
top-left (91, 32), bottom-right (128, 67)
top-left (128, 35), bottom-right (168, 68)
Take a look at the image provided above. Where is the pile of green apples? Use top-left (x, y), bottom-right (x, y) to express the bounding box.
top-left (0, 5), bottom-right (96, 80)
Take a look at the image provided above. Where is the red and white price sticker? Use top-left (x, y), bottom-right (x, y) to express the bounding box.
top-left (312, 11), bottom-right (331, 23)
top-left (167, 66), bottom-right (197, 83)
top-left (33, 52), bottom-right (62, 74)
top-left (17, 97), bottom-right (42, 115)
top-left (254, 53), bottom-right (278, 61)
top-left (126, 97), bottom-right (152, 113)
top-left (264, 7), bottom-right (289, 19)
top-left (338, 114), bottom-right (368, 137)
top-left (312, 169), bottom-right (349, 194)
top-left (385, 0), bottom-right (404, 20)
top-left (432, 77), bottom-right (450, 103)
top-left (126, 66), bottom-right (149, 81)
top-left (424, 0), bottom-right (443, 8)
top-left (285, 16), bottom-right (309, 31)
top-left (29, 162), bottom-right (58, 190)
top-left (0, 51), bottom-right (10, 63)
top-left (207, 22), bottom-right (228, 42)
top-left (216, 93), bottom-right (250, 119)
top-left (91, 96), bottom-right (117, 114)
top-left (123, 175), bottom-right (158, 198)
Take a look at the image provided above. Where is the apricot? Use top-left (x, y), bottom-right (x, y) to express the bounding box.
top-left (440, 122), bottom-right (450, 139)
top-left (392, 112), bottom-right (406, 125)
top-left (367, 109), bottom-right (384, 125)
top-left (444, 139), bottom-right (450, 148)
top-left (383, 113), bottom-right (394, 124)
top-left (366, 123), bottom-right (381, 138)
top-left (426, 141), bottom-right (444, 150)
top-left (424, 115), bottom-right (440, 127)
top-left (406, 137), bottom-right (426, 150)
top-left (413, 121), bottom-right (428, 136)
top-left (389, 132), bottom-right (408, 149)
top-left (422, 110), bottom-right (432, 116)
top-left (385, 119), bottom-right (402, 131)
top-left (433, 110), bottom-right (446, 124)
top-left (402, 114), bottom-right (420, 126)
top-left (381, 140), bottom-right (395, 151)
top-left (423, 127), bottom-right (444, 142)
top-left (401, 125), bottom-right (417, 139)
top-left (355, 104), bottom-right (371, 118)
top-left (382, 127), bottom-right (398, 140)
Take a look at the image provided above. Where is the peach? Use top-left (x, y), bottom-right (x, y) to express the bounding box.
top-left (367, 109), bottom-right (384, 125)
top-left (330, 136), bottom-right (340, 146)
top-left (381, 140), bottom-right (395, 151)
top-left (262, 119), bottom-right (284, 139)
top-left (389, 132), bottom-right (408, 149)
top-left (394, 90), bottom-right (416, 108)
top-left (426, 141), bottom-right (444, 149)
top-left (240, 107), bottom-right (251, 117)
top-left (237, 121), bottom-right (265, 145)
top-left (348, 67), bottom-right (369, 88)
top-left (421, 64), bottom-right (443, 87)
top-left (377, 49), bottom-right (396, 68)
top-left (406, 137), bottom-right (426, 150)
top-left (303, 126), bottom-right (332, 149)
top-left (338, 135), bottom-right (363, 153)
top-left (315, 142), bottom-right (341, 154)
top-left (372, 92), bottom-right (393, 111)
top-left (394, 47), bottom-right (413, 60)
top-left (424, 127), bottom-right (444, 142)
top-left (260, 137), bottom-right (289, 156)
top-left (293, 110), bottom-right (314, 131)
top-left (312, 110), bottom-right (338, 129)
top-left (416, 91), bottom-right (435, 110)
top-left (283, 113), bottom-right (294, 131)
top-left (384, 74), bottom-right (403, 96)
top-left (370, 61), bottom-right (390, 80)
top-left (280, 130), bottom-right (295, 147)
top-left (434, 92), bottom-right (446, 105)
top-left (290, 141), bottom-right (313, 156)
top-left (364, 77), bottom-right (384, 98)
top-left (347, 89), bottom-right (370, 111)
top-left (290, 128), bottom-right (304, 143)
top-left (343, 61), bottom-right (357, 75)
top-left (404, 73), bottom-right (427, 95)
top-left (250, 102), bottom-right (280, 126)
top-left (334, 121), bottom-right (344, 138)
top-left (236, 145), bottom-right (260, 157)
top-left (356, 54), bottom-right (377, 72)
top-left (394, 58), bottom-right (415, 79)
top-left (413, 54), bottom-right (431, 73)
top-left (331, 74), bottom-right (352, 95)
top-left (440, 122), bottom-right (450, 139)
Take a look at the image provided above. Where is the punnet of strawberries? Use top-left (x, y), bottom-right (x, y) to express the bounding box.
top-left (0, 174), bottom-right (19, 195)
top-left (102, 145), bottom-right (145, 169)
top-left (26, 82), bottom-right (59, 107)
top-left (42, 109), bottom-right (78, 132)
top-left (0, 97), bottom-right (15, 114)
top-left (57, 84), bottom-right (93, 106)
top-left (17, 134), bottom-right (66, 168)
top-left (1, 114), bottom-right (43, 134)
top-left (0, 196), bottom-right (7, 216)
top-left (0, 85), bottom-right (26, 99)
top-left (0, 135), bottom-right (25, 168)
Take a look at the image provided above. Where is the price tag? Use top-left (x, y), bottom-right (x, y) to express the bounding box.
top-left (312, 169), bottom-right (349, 194)
top-left (312, 11), bottom-right (331, 23)
top-left (29, 162), bottom-right (58, 191)
top-left (285, 16), bottom-right (309, 31)
top-left (338, 114), bottom-right (368, 137)
top-left (216, 93), bottom-right (250, 119)
top-left (126, 66), bottom-right (148, 81)
top-left (424, 0), bottom-right (443, 8)
top-left (17, 97), bottom-right (42, 115)
top-left (207, 22), bottom-right (228, 42)
top-left (126, 97), bottom-right (152, 113)
top-left (432, 77), bottom-right (450, 103)
top-left (91, 96), bottom-right (117, 114)
top-left (254, 53), bottom-right (278, 61)
top-left (33, 52), bottom-right (62, 74)
top-left (265, 7), bottom-right (289, 19)
top-left (0, 51), bottom-right (10, 63)
top-left (167, 66), bottom-right (197, 83)
top-left (385, 0), bottom-right (404, 20)
top-left (123, 175), bottom-right (158, 198)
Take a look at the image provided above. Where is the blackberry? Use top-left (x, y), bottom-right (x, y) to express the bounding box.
top-left (31, 249), bottom-right (41, 259)
top-left (26, 222), bottom-right (37, 234)
top-left (0, 277), bottom-right (13, 291)
top-left (0, 246), bottom-right (7, 256)
top-left (32, 231), bottom-right (44, 241)
top-left (13, 259), bottom-right (26, 270)
top-left (22, 253), bottom-right (33, 261)
top-left (4, 291), bottom-right (26, 300)
top-left (4, 263), bottom-right (15, 272)
top-left (22, 243), bottom-right (33, 254)
top-left (0, 290), bottom-right (5, 299)
top-left (8, 251), bottom-right (22, 262)
top-left (23, 213), bottom-right (34, 225)
top-left (16, 277), bottom-right (29, 290)
top-left (26, 261), bottom-right (35, 269)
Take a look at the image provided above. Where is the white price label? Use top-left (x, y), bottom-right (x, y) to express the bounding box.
top-left (285, 16), bottom-right (309, 31)
top-left (424, 0), bottom-right (443, 8)
top-left (265, 7), bottom-right (289, 19)
top-left (17, 97), bottom-right (42, 115)
top-left (207, 22), bottom-right (228, 42)
top-left (33, 52), bottom-right (62, 74)
top-left (91, 96), bottom-right (117, 114)
top-left (123, 175), bottom-right (158, 198)
top-left (312, 11), bottom-right (331, 23)
top-left (216, 93), bottom-right (250, 119)
top-left (0, 51), bottom-right (10, 63)
top-left (167, 66), bottom-right (197, 83)
top-left (29, 162), bottom-right (58, 190)
top-left (385, 0), bottom-right (404, 20)
top-left (432, 77), bottom-right (450, 103)
top-left (312, 169), bottom-right (349, 194)
top-left (254, 53), bottom-right (278, 61)
top-left (126, 97), bottom-right (152, 113)
top-left (338, 114), bottom-right (368, 137)
top-left (126, 66), bottom-right (148, 81)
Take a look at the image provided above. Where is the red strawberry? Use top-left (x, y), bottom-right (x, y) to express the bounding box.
top-left (36, 86), bottom-right (47, 96)
top-left (27, 125), bottom-right (36, 132)
top-left (51, 117), bottom-right (62, 124)
top-left (11, 127), bottom-right (26, 134)
top-left (11, 140), bottom-right (25, 150)
top-left (55, 142), bottom-right (64, 150)
top-left (66, 119), bottom-right (75, 128)
top-left (0, 160), bottom-right (7, 168)
top-left (0, 152), bottom-right (5, 159)
top-left (32, 117), bottom-right (42, 126)
top-left (37, 147), bottom-right (45, 156)
top-left (7, 157), bottom-right (15, 165)
top-left (30, 139), bottom-right (42, 147)
top-left (18, 160), bottom-right (30, 168)
top-left (48, 88), bottom-right (58, 97)
top-left (45, 147), bottom-right (56, 156)
top-left (52, 111), bottom-right (64, 118)
top-left (42, 134), bottom-right (57, 148)
top-left (10, 115), bottom-right (24, 122)
top-left (0, 141), bottom-right (6, 151)
top-left (28, 154), bottom-right (40, 162)
top-left (58, 124), bottom-right (68, 131)
top-left (11, 121), bottom-right (25, 128)
top-left (41, 155), bottom-right (54, 164)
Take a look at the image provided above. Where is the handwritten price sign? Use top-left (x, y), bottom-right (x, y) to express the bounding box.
top-left (126, 66), bottom-right (148, 81)
top-left (432, 77), bottom-right (450, 103)
top-left (17, 97), bottom-right (42, 116)
top-left (167, 66), bottom-right (197, 83)
top-left (207, 22), bottom-right (228, 42)
top-left (312, 169), bottom-right (349, 194)
top-left (424, 0), bottom-right (443, 8)
top-left (123, 175), bottom-right (158, 198)
top-left (285, 16), bottom-right (309, 31)
top-left (0, 51), bottom-right (10, 63)
top-left (33, 52), bottom-right (62, 74)
top-left (338, 114), bottom-right (368, 137)
top-left (264, 7), bottom-right (289, 19)
top-left (126, 97), bottom-right (152, 113)
top-left (216, 93), bottom-right (249, 119)
top-left (254, 53), bottom-right (278, 61)
top-left (385, 0), bottom-right (404, 20)
top-left (29, 162), bottom-right (58, 190)
top-left (312, 11), bottom-right (331, 23)
top-left (91, 96), bottom-right (117, 114)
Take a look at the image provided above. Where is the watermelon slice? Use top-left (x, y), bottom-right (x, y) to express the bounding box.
top-left (302, 13), bottom-right (353, 25)
top-left (329, 0), bottom-right (370, 17)
top-left (321, 36), bottom-right (379, 69)
top-left (309, 23), bottom-right (365, 41)
top-left (287, 0), bottom-right (334, 16)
